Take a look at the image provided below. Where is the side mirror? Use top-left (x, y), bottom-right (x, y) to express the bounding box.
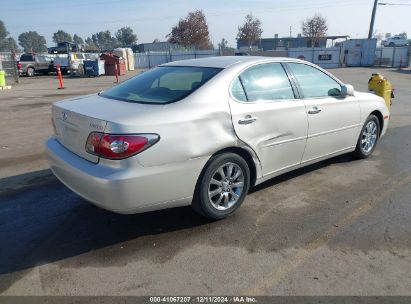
top-left (341, 84), bottom-right (354, 97)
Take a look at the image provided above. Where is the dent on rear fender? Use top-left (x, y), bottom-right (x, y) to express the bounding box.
top-left (136, 110), bottom-right (238, 167)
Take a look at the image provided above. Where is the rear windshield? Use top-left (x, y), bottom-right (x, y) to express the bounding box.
top-left (101, 66), bottom-right (222, 104)
top-left (20, 54), bottom-right (34, 61)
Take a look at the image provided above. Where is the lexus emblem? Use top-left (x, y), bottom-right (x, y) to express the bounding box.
top-left (62, 112), bottom-right (68, 121)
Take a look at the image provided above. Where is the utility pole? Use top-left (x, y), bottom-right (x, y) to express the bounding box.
top-left (368, 0), bottom-right (379, 39)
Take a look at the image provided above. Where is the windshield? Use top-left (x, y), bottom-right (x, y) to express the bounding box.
top-left (101, 66), bottom-right (222, 104)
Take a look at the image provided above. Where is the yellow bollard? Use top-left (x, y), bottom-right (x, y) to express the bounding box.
top-left (368, 73), bottom-right (394, 111)
top-left (0, 70), bottom-right (6, 87)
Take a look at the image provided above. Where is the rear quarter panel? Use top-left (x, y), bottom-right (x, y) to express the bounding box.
top-left (103, 70), bottom-right (239, 167)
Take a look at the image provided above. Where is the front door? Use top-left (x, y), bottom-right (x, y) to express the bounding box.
top-left (286, 62), bottom-right (361, 163)
top-left (228, 62), bottom-right (308, 176)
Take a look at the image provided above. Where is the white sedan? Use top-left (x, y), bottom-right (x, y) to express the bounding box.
top-left (46, 57), bottom-right (389, 219)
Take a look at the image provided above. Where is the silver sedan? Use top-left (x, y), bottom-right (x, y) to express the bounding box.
top-left (46, 57), bottom-right (389, 219)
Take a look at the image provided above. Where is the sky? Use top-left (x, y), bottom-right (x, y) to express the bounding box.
top-left (1, 0), bottom-right (410, 47)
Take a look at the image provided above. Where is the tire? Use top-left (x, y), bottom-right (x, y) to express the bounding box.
top-left (192, 153), bottom-right (250, 220)
top-left (353, 114), bottom-right (380, 159)
top-left (26, 67), bottom-right (35, 77)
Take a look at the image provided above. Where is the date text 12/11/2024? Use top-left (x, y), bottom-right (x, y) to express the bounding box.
top-left (149, 296), bottom-right (257, 303)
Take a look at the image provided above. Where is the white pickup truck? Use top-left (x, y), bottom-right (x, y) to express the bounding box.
top-left (382, 36), bottom-right (409, 47)
top-left (53, 53), bottom-right (86, 74)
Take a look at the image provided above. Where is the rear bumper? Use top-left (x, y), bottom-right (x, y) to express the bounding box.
top-left (46, 137), bottom-right (207, 214)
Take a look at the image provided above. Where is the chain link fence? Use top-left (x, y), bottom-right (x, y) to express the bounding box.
top-left (134, 50), bottom-right (221, 69)
top-left (374, 47), bottom-right (410, 68)
top-left (0, 52), bottom-right (19, 84)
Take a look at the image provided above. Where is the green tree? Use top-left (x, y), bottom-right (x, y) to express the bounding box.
top-left (167, 10), bottom-right (213, 50)
top-left (84, 37), bottom-right (99, 51)
top-left (18, 31), bottom-right (47, 53)
top-left (52, 30), bottom-right (73, 43)
top-left (5, 37), bottom-right (19, 52)
top-left (115, 27), bottom-right (137, 47)
top-left (89, 31), bottom-right (119, 51)
top-left (73, 34), bottom-right (84, 45)
top-left (396, 32), bottom-right (407, 39)
top-left (0, 20), bottom-right (8, 47)
top-left (0, 20), bottom-right (19, 52)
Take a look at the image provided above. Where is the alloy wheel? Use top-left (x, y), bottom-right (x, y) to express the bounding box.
top-left (208, 162), bottom-right (244, 211)
top-left (360, 120), bottom-right (378, 153)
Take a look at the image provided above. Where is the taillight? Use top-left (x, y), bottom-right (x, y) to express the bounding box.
top-left (17, 62), bottom-right (22, 70)
top-left (85, 133), bottom-right (159, 160)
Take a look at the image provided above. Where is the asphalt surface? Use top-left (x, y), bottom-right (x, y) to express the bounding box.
top-left (0, 68), bottom-right (410, 295)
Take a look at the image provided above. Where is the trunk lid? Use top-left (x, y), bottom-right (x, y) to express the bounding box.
top-left (53, 102), bottom-right (107, 163)
top-left (52, 93), bottom-right (164, 163)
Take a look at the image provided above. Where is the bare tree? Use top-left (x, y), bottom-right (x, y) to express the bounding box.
top-left (218, 38), bottom-right (228, 50)
top-left (237, 14), bottom-right (263, 49)
top-left (302, 14), bottom-right (328, 47)
top-left (167, 10), bottom-right (213, 50)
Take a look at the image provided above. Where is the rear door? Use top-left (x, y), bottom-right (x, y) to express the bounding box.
top-left (286, 62), bottom-right (361, 162)
top-left (35, 55), bottom-right (50, 72)
top-left (228, 62), bottom-right (308, 176)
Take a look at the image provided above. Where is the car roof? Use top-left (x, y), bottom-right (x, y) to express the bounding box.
top-left (161, 56), bottom-right (304, 69)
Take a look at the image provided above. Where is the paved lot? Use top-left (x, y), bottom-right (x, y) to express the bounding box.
top-left (0, 67), bottom-right (410, 295)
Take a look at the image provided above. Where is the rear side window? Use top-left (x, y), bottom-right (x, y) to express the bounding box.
top-left (36, 56), bottom-right (51, 63)
top-left (20, 54), bottom-right (33, 61)
top-left (288, 63), bottom-right (341, 98)
top-left (235, 63), bottom-right (295, 102)
top-left (231, 77), bottom-right (247, 102)
top-left (101, 66), bottom-right (222, 104)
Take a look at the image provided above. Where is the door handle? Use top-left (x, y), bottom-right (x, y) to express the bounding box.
top-left (308, 107), bottom-right (322, 114)
top-left (238, 115), bottom-right (257, 125)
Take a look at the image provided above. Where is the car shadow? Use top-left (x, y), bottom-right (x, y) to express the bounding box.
top-left (390, 68), bottom-right (411, 75)
top-left (0, 153), bottom-right (356, 276)
top-left (0, 175), bottom-right (212, 275)
top-left (250, 153), bottom-right (356, 193)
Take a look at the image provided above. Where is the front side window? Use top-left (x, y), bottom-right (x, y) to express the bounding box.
top-left (36, 56), bottom-right (51, 63)
top-left (101, 66), bottom-right (222, 104)
top-left (288, 63), bottom-right (341, 98)
top-left (236, 63), bottom-right (295, 102)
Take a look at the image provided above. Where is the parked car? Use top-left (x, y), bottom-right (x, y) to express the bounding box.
top-left (382, 36), bottom-right (409, 47)
top-left (18, 53), bottom-right (54, 77)
top-left (235, 51), bottom-right (250, 56)
top-left (48, 42), bottom-right (83, 54)
top-left (46, 57), bottom-right (389, 219)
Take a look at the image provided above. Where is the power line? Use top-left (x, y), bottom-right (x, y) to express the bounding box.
top-left (379, 2), bottom-right (411, 5)
top-left (5, 0), bottom-right (365, 30)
